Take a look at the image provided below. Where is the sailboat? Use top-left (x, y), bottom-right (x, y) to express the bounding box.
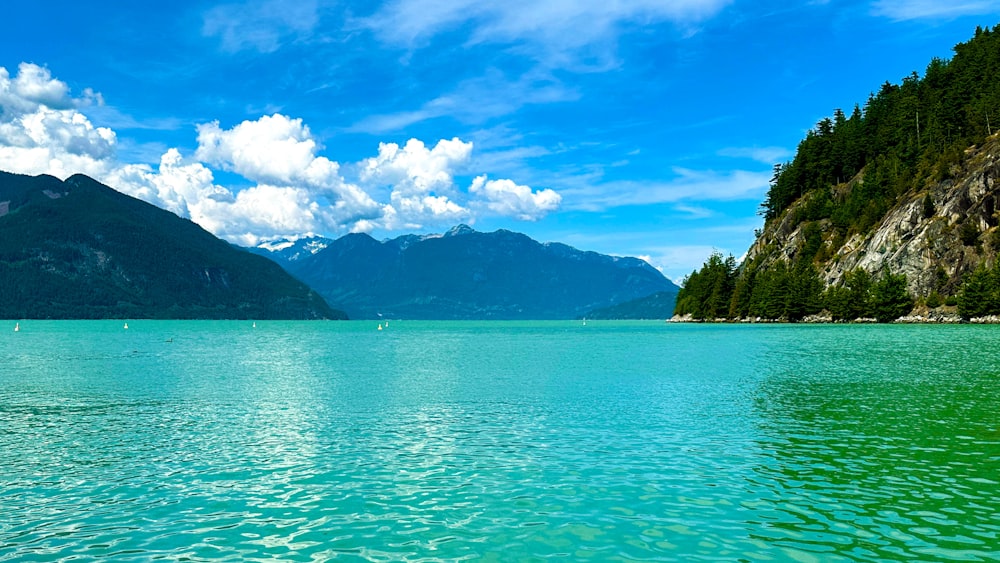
top-left (14, 322), bottom-right (19, 332)
top-left (124, 322), bottom-right (129, 330)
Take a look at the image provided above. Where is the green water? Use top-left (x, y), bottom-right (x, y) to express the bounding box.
top-left (1, 321), bottom-right (998, 561)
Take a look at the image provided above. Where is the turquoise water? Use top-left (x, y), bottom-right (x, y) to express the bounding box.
top-left (1, 321), bottom-right (999, 561)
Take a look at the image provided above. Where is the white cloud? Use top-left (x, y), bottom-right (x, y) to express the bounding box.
top-left (0, 63), bottom-right (558, 243)
top-left (871, 0), bottom-right (997, 20)
top-left (351, 69), bottom-right (578, 133)
top-left (672, 204), bottom-right (714, 219)
top-left (196, 113), bottom-right (323, 185)
top-left (365, 0), bottom-right (732, 59)
top-left (0, 63), bottom-right (116, 180)
top-left (718, 146), bottom-right (792, 165)
top-left (360, 137), bottom-right (474, 228)
top-left (562, 167), bottom-right (771, 211)
top-left (107, 148), bottom-right (375, 246)
top-left (0, 63), bottom-right (71, 112)
top-left (195, 113), bottom-right (384, 225)
top-left (107, 148), bottom-right (227, 220)
top-left (203, 0), bottom-right (320, 53)
top-left (469, 175), bottom-right (561, 220)
top-left (362, 137), bottom-right (472, 194)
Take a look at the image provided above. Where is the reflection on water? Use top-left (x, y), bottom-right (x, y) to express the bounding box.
top-left (1, 322), bottom-right (999, 561)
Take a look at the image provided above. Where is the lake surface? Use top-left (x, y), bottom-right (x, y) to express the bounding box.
top-left (1, 321), bottom-right (999, 561)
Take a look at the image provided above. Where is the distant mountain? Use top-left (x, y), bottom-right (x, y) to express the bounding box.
top-left (249, 236), bottom-right (333, 263)
top-left (584, 290), bottom-right (679, 320)
top-left (282, 224), bottom-right (678, 319)
top-left (0, 171), bottom-right (343, 319)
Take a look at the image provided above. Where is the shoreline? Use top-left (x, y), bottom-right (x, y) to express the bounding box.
top-left (665, 311), bottom-right (1000, 324)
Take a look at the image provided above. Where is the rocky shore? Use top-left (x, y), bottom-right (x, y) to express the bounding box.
top-left (666, 307), bottom-right (996, 324)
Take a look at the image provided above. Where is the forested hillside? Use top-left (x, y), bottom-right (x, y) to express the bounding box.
top-left (0, 172), bottom-right (343, 319)
top-left (676, 24), bottom-right (1000, 322)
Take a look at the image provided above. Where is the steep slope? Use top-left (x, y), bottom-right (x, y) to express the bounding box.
top-left (749, 134), bottom-right (1000, 296)
top-left (0, 171), bottom-right (343, 319)
top-left (285, 225), bottom-right (677, 319)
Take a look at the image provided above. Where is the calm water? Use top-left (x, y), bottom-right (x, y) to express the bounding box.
top-left (1, 321), bottom-right (999, 562)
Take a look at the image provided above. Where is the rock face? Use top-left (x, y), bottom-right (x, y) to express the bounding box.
top-left (284, 225), bottom-right (677, 320)
top-left (0, 171), bottom-right (343, 319)
top-left (747, 133), bottom-right (1000, 297)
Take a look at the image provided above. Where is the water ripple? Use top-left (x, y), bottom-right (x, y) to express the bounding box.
top-left (2, 322), bottom-right (1000, 561)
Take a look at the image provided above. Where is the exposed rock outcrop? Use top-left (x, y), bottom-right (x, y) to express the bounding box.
top-left (747, 133), bottom-right (1000, 297)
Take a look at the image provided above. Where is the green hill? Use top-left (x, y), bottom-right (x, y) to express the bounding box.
top-left (0, 171), bottom-right (343, 319)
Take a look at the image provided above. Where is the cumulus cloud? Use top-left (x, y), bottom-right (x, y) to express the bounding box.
top-left (0, 63), bottom-right (116, 179)
top-left (107, 148), bottom-right (227, 221)
top-left (469, 175), bottom-right (560, 220)
top-left (194, 113), bottom-right (384, 229)
top-left (362, 137), bottom-right (472, 194)
top-left (107, 148), bottom-right (371, 246)
top-left (0, 63), bottom-right (562, 243)
top-left (0, 63), bottom-right (71, 113)
top-left (361, 138), bottom-right (473, 228)
top-left (196, 113), bottom-right (324, 185)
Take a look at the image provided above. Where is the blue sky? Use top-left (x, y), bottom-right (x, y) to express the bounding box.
top-left (0, 1), bottom-right (997, 281)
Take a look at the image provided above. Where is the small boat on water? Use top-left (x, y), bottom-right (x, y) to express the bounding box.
top-left (14, 322), bottom-right (19, 332)
top-left (124, 322), bottom-right (129, 330)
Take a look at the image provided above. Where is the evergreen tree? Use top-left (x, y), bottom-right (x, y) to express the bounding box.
top-left (785, 264), bottom-right (824, 321)
top-left (870, 272), bottom-right (914, 322)
top-left (824, 269), bottom-right (872, 321)
top-left (957, 263), bottom-right (996, 318)
top-left (673, 253), bottom-right (738, 319)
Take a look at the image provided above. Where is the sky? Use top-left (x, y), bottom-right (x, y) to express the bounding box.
top-left (0, 1), bottom-right (997, 282)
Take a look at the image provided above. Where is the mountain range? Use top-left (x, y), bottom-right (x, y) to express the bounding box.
top-left (255, 225), bottom-right (678, 320)
top-left (0, 170), bottom-right (675, 320)
top-left (0, 171), bottom-right (341, 319)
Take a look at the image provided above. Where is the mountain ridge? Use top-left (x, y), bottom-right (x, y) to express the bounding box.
top-left (263, 225), bottom-right (677, 320)
top-left (0, 171), bottom-right (343, 319)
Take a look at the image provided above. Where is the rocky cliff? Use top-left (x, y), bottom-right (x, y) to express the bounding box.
top-left (748, 133), bottom-right (1000, 298)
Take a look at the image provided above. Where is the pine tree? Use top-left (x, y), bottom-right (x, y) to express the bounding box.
top-left (870, 272), bottom-right (914, 322)
top-left (957, 264), bottom-right (996, 318)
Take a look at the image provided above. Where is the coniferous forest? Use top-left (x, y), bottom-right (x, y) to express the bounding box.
top-left (675, 24), bottom-right (1000, 322)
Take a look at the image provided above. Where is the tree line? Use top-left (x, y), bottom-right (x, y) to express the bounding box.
top-left (673, 253), bottom-right (914, 322)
